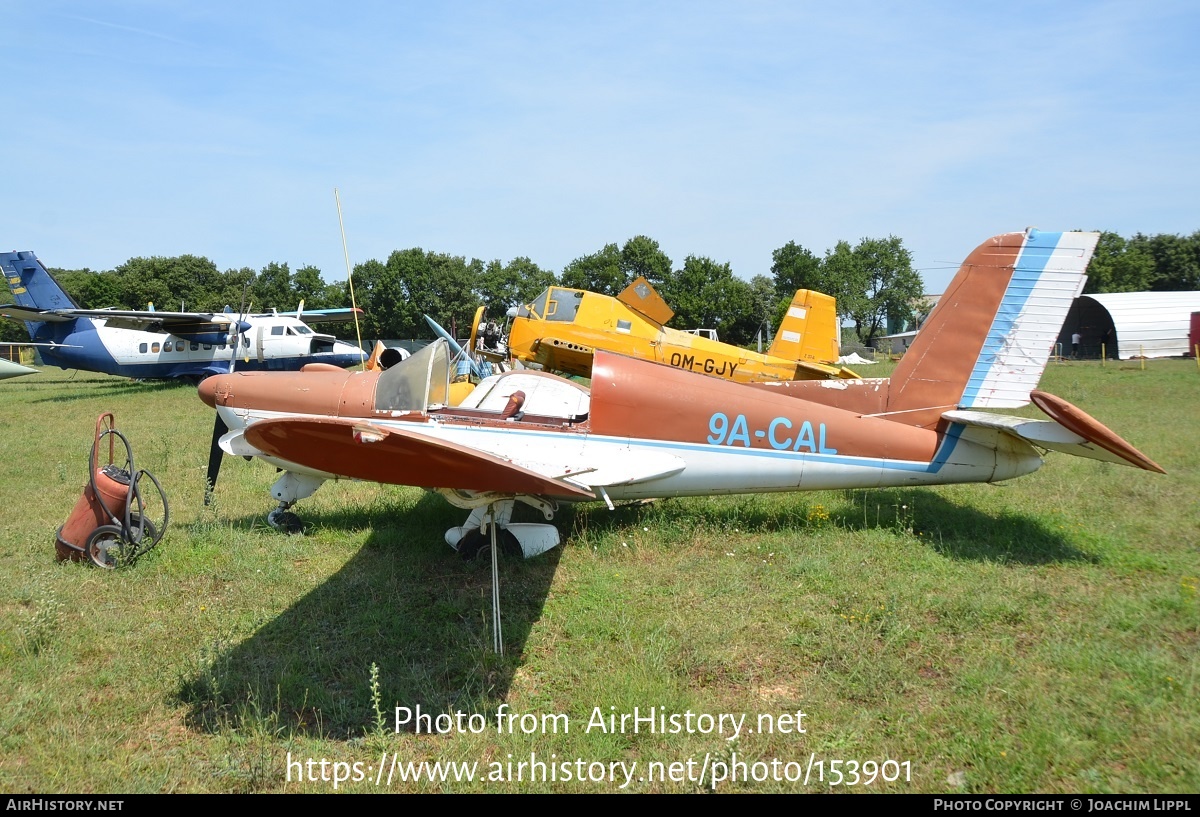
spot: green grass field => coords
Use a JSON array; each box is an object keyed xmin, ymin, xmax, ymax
[{"xmin": 1, "ymin": 358, "xmax": 1196, "ymax": 793}]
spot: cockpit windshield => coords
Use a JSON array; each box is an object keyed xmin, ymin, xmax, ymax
[
  {"xmin": 374, "ymin": 338, "xmax": 450, "ymax": 412},
  {"xmin": 516, "ymin": 287, "xmax": 583, "ymax": 322}
]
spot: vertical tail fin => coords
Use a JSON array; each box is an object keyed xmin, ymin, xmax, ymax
[
  {"xmin": 767, "ymin": 289, "xmax": 842, "ymax": 365},
  {"xmin": 1, "ymin": 251, "xmax": 79, "ymax": 311},
  {"xmin": 885, "ymin": 229, "xmax": 1097, "ymax": 427}
]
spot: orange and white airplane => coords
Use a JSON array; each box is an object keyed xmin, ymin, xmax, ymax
[
  {"xmin": 200, "ymin": 229, "xmax": 1163, "ymax": 557},
  {"xmin": 491, "ymin": 277, "xmax": 860, "ymax": 382}
]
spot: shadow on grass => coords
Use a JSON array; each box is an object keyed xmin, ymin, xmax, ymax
[
  {"xmin": 25, "ymin": 376, "xmax": 194, "ymax": 403},
  {"xmin": 555, "ymin": 486, "xmax": 1095, "ymax": 566},
  {"xmin": 832, "ymin": 488, "xmax": 1098, "ymax": 565},
  {"xmin": 175, "ymin": 484, "xmax": 1090, "ymax": 741},
  {"xmin": 176, "ymin": 492, "xmax": 561, "ymax": 741}
]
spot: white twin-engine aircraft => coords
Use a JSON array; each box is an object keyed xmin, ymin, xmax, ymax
[{"xmin": 1, "ymin": 250, "xmax": 365, "ymax": 380}]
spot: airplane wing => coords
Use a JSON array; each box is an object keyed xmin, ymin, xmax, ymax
[
  {"xmin": 0, "ymin": 305, "xmax": 75, "ymax": 323},
  {"xmin": 243, "ymin": 417, "xmax": 597, "ymax": 499},
  {"xmin": 0, "ymin": 305, "xmax": 241, "ymax": 334},
  {"xmin": 272, "ymin": 308, "xmax": 363, "ymax": 323}
]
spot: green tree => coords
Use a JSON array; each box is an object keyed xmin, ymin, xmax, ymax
[
  {"xmin": 113, "ymin": 255, "xmax": 226, "ymax": 311},
  {"xmin": 620, "ymin": 236, "xmax": 672, "ymax": 287},
  {"xmin": 50, "ymin": 267, "xmax": 120, "ymax": 309},
  {"xmin": 1084, "ymin": 232, "xmax": 1157, "ymax": 293},
  {"xmin": 770, "ymin": 239, "xmax": 837, "ymax": 329},
  {"xmin": 477, "ymin": 257, "xmax": 556, "ymax": 316},
  {"xmin": 812, "ymin": 236, "xmax": 921, "ymax": 344},
  {"xmin": 845, "ymin": 236, "xmax": 922, "ymax": 344},
  {"xmin": 1138, "ymin": 231, "xmax": 1200, "ymax": 291},
  {"xmin": 253, "ymin": 262, "xmax": 294, "ymax": 311},
  {"xmin": 293, "ymin": 265, "xmax": 331, "ymax": 309},
  {"xmin": 560, "ymin": 243, "xmax": 624, "ymax": 295},
  {"xmin": 665, "ymin": 255, "xmax": 757, "ymax": 346},
  {"xmin": 748, "ymin": 274, "xmax": 778, "ymax": 348}
]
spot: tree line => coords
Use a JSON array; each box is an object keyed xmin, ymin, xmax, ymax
[
  {"xmin": 4, "ymin": 229, "xmax": 1193, "ymax": 348},
  {"xmin": 1082, "ymin": 231, "xmax": 1200, "ymax": 294}
]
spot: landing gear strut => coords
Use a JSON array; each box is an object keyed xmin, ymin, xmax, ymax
[{"xmin": 264, "ymin": 471, "xmax": 327, "ymax": 534}]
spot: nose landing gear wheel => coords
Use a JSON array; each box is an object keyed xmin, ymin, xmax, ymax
[{"xmin": 267, "ymin": 508, "xmax": 304, "ymax": 535}]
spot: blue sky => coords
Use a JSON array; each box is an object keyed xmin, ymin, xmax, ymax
[{"xmin": 3, "ymin": 1, "xmax": 1197, "ymax": 295}]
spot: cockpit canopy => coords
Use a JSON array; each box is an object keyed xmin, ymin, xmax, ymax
[
  {"xmin": 515, "ymin": 287, "xmax": 584, "ymax": 322},
  {"xmin": 374, "ymin": 338, "xmax": 450, "ymax": 412}
]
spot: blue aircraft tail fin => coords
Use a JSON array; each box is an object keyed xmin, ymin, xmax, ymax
[{"xmin": 1, "ymin": 251, "xmax": 80, "ymax": 311}]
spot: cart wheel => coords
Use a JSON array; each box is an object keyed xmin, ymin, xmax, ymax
[
  {"xmin": 126, "ymin": 514, "xmax": 160, "ymax": 557},
  {"xmin": 85, "ymin": 525, "xmax": 128, "ymax": 569}
]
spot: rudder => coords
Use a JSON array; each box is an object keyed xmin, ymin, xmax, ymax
[
  {"xmin": 885, "ymin": 229, "xmax": 1097, "ymax": 427},
  {"xmin": 767, "ymin": 289, "xmax": 841, "ymax": 365},
  {"xmin": 2, "ymin": 251, "xmax": 79, "ymax": 311}
]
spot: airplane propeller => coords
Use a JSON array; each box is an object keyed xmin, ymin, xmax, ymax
[
  {"xmin": 204, "ymin": 413, "xmax": 228, "ymax": 506},
  {"xmin": 207, "ymin": 283, "xmax": 249, "ymax": 504}
]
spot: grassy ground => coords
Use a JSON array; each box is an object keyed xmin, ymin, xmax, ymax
[{"xmin": 0, "ymin": 358, "xmax": 1196, "ymax": 793}]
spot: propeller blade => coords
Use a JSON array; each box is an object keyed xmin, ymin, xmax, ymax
[{"xmin": 204, "ymin": 413, "xmax": 229, "ymax": 505}]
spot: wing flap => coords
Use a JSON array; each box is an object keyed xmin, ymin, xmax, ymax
[{"xmin": 244, "ymin": 417, "xmax": 596, "ymax": 499}]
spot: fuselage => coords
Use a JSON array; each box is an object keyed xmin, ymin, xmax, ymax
[{"xmin": 201, "ymin": 352, "xmax": 1046, "ymax": 504}]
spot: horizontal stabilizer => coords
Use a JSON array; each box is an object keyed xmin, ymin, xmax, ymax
[{"xmin": 943, "ymin": 390, "xmax": 1164, "ymax": 473}]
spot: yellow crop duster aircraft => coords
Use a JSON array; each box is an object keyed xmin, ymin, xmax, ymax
[{"xmin": 483, "ymin": 277, "xmax": 860, "ymax": 383}]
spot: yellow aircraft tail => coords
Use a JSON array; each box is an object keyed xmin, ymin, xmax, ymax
[{"xmin": 767, "ymin": 289, "xmax": 842, "ymax": 365}]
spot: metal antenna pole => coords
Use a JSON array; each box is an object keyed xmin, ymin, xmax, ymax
[{"xmin": 334, "ymin": 188, "xmax": 367, "ymax": 365}]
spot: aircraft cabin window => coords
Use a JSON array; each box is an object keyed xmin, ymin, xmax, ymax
[
  {"xmin": 545, "ymin": 289, "xmax": 583, "ymax": 322},
  {"xmin": 523, "ymin": 290, "xmax": 549, "ymax": 320},
  {"xmin": 271, "ymin": 326, "xmax": 285, "ymax": 336},
  {"xmin": 191, "ymin": 342, "xmax": 199, "ymax": 351},
  {"xmin": 139, "ymin": 343, "xmax": 148, "ymax": 353},
  {"xmin": 151, "ymin": 343, "xmax": 160, "ymax": 353}
]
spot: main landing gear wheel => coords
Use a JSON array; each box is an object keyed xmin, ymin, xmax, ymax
[
  {"xmin": 267, "ymin": 508, "xmax": 304, "ymax": 535},
  {"xmin": 456, "ymin": 527, "xmax": 522, "ymax": 561}
]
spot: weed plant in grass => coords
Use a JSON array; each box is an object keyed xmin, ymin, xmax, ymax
[{"xmin": 0, "ymin": 361, "xmax": 1195, "ymax": 793}]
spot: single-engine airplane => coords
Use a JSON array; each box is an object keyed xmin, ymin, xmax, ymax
[
  {"xmin": 2, "ymin": 250, "xmax": 366, "ymax": 381},
  {"xmin": 487, "ymin": 277, "xmax": 860, "ymax": 382},
  {"xmin": 200, "ymin": 229, "xmax": 1163, "ymax": 559}
]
